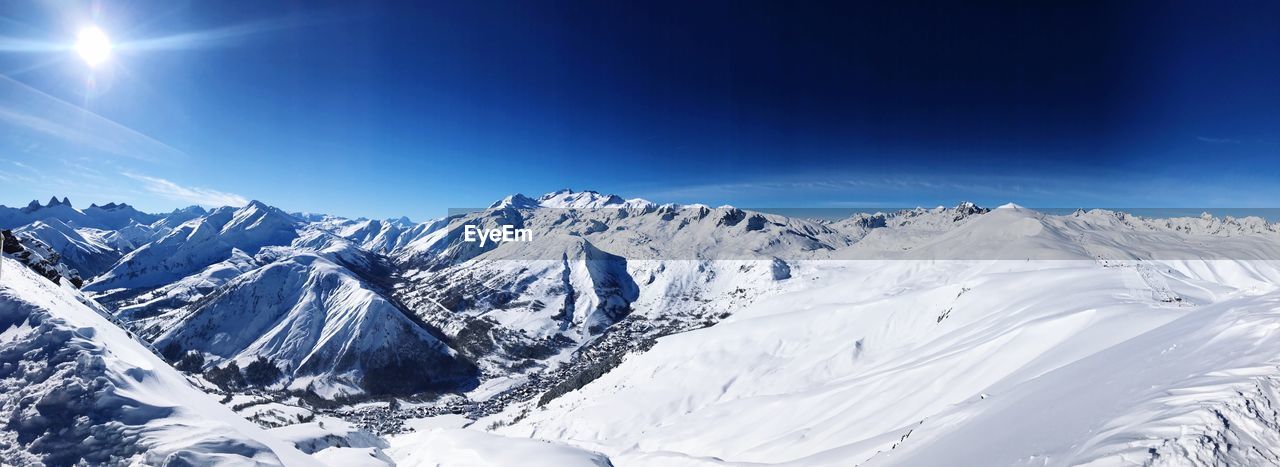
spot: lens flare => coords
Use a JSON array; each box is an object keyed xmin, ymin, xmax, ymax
[{"xmin": 75, "ymin": 26, "xmax": 111, "ymax": 67}]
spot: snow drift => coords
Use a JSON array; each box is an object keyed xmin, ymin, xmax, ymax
[{"xmin": 0, "ymin": 256, "xmax": 316, "ymax": 466}]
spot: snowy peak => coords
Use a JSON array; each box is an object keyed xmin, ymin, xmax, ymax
[
  {"xmin": 398, "ymin": 194, "xmax": 857, "ymax": 265},
  {"xmin": 492, "ymin": 189, "xmax": 643, "ymax": 209},
  {"xmin": 952, "ymin": 201, "xmax": 988, "ymax": 217},
  {"xmin": 16, "ymin": 196, "xmax": 73, "ymax": 212},
  {"xmin": 2, "ymin": 198, "xmax": 92, "ymax": 229},
  {"xmin": 325, "ymin": 217, "xmax": 448, "ymax": 255},
  {"xmin": 534, "ymin": 189, "xmax": 654, "ymax": 209},
  {"xmin": 906, "ymin": 203, "xmax": 1087, "ymax": 259},
  {"xmin": 86, "ymin": 201, "xmax": 300, "ymax": 292},
  {"xmin": 14, "ymin": 219, "xmax": 122, "ymax": 278},
  {"xmin": 489, "ymin": 194, "xmax": 540, "ymax": 209},
  {"xmin": 154, "ymin": 252, "xmax": 476, "ymax": 398},
  {"xmin": 84, "ymin": 202, "xmax": 161, "ymax": 230},
  {"xmin": 1068, "ymin": 208, "xmax": 1280, "ymax": 237},
  {"xmin": 2, "ymin": 197, "xmax": 164, "ymax": 230},
  {"xmin": 220, "ymin": 200, "xmax": 301, "ymax": 238},
  {"xmin": 837, "ymin": 203, "xmax": 1280, "ymax": 261},
  {"xmin": 829, "ymin": 202, "xmax": 990, "ymax": 240},
  {"xmin": 171, "ymin": 205, "xmax": 208, "ymax": 216},
  {"xmin": 17, "ymin": 196, "xmax": 73, "ymax": 213}
]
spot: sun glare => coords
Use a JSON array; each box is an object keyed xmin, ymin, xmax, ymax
[{"xmin": 75, "ymin": 26, "xmax": 111, "ymax": 67}]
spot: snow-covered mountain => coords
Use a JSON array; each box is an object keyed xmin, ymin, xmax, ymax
[
  {"xmin": 378, "ymin": 195, "xmax": 992, "ymax": 385},
  {"xmin": 85, "ymin": 225, "xmax": 473, "ymax": 399},
  {"xmin": 31, "ymin": 193, "xmax": 1028, "ymax": 406},
  {"xmin": 14, "ymin": 190, "xmax": 1280, "ymax": 466},
  {"xmin": 325, "ymin": 217, "xmax": 447, "ymax": 255},
  {"xmin": 481, "ymin": 204, "xmax": 1280, "ymax": 466},
  {"xmin": 86, "ymin": 200, "xmax": 301, "ymax": 294},
  {"xmin": 0, "ymin": 197, "xmax": 160, "ymax": 230},
  {"xmin": 82, "ymin": 201, "xmax": 164, "ymax": 229},
  {"xmin": 0, "ymin": 197, "xmax": 95, "ymax": 229},
  {"xmin": 13, "ymin": 219, "xmax": 124, "ymax": 278},
  {"xmin": 32, "ymin": 192, "xmax": 981, "ymax": 405},
  {"xmin": 153, "ymin": 250, "xmax": 477, "ymax": 398},
  {"xmin": 531, "ymin": 188, "xmax": 656, "ymax": 209},
  {"xmin": 0, "ymin": 255, "xmax": 316, "ymax": 466},
  {"xmin": 112, "ymin": 247, "xmax": 260, "ymax": 322}
]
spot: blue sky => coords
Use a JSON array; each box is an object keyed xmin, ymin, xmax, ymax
[{"xmin": 0, "ymin": 1, "xmax": 1278, "ymax": 220}]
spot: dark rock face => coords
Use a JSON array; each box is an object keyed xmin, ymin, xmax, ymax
[
  {"xmin": 952, "ymin": 202, "xmax": 990, "ymax": 220},
  {"xmin": 771, "ymin": 258, "xmax": 792, "ymax": 281},
  {"xmin": 717, "ymin": 208, "xmax": 747, "ymax": 227},
  {"xmin": 1, "ymin": 230, "xmax": 82, "ymax": 288}
]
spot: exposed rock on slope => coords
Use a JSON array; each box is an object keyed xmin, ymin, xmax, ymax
[{"xmin": 14, "ymin": 219, "xmax": 123, "ymax": 278}]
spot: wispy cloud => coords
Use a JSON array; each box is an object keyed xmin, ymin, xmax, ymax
[
  {"xmin": 123, "ymin": 172, "xmax": 247, "ymax": 207},
  {"xmin": 1196, "ymin": 136, "xmax": 1242, "ymax": 144},
  {"xmin": 118, "ymin": 11, "xmax": 352, "ymax": 52},
  {"xmin": 0, "ymin": 37, "xmax": 65, "ymax": 53},
  {"xmin": 0, "ymin": 75, "xmax": 187, "ymax": 162},
  {"xmin": 636, "ymin": 176, "xmax": 1040, "ymax": 203},
  {"xmin": 629, "ymin": 171, "xmax": 1160, "ymax": 208}
]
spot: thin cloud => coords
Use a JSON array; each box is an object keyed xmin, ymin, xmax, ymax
[
  {"xmin": 631, "ymin": 171, "xmax": 1155, "ymax": 208},
  {"xmin": 123, "ymin": 172, "xmax": 247, "ymax": 207},
  {"xmin": 636, "ymin": 176, "xmax": 1019, "ymax": 204},
  {"xmin": 119, "ymin": 19, "xmax": 296, "ymax": 51},
  {"xmin": 0, "ymin": 37, "xmax": 65, "ymax": 53},
  {"xmin": 0, "ymin": 75, "xmax": 186, "ymax": 162},
  {"xmin": 1196, "ymin": 136, "xmax": 1242, "ymax": 144}
]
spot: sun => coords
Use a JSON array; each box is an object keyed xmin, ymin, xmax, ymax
[{"xmin": 75, "ymin": 26, "xmax": 111, "ymax": 67}]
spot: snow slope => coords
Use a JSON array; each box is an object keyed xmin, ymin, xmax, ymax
[
  {"xmin": 113, "ymin": 248, "xmax": 260, "ymax": 322},
  {"xmin": 866, "ymin": 270, "xmax": 1280, "ymax": 466},
  {"xmin": 388, "ymin": 425, "xmax": 613, "ymax": 467},
  {"xmin": 270, "ymin": 416, "xmax": 393, "ymax": 466},
  {"xmin": 0, "ymin": 256, "xmax": 317, "ymax": 466},
  {"xmin": 488, "ymin": 206, "xmax": 1280, "ymax": 467}
]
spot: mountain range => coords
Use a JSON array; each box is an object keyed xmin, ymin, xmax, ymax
[{"xmin": 5, "ymin": 190, "xmax": 1280, "ymax": 465}]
